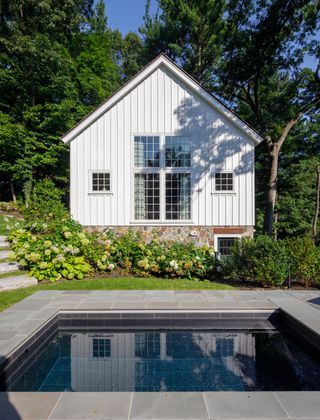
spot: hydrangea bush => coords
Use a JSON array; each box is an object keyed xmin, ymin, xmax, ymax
[
  {"xmin": 6, "ymin": 179, "xmax": 320, "ymax": 286},
  {"xmin": 7, "ymin": 180, "xmax": 216, "ymax": 282},
  {"xmin": 8, "ymin": 228, "xmax": 216, "ymax": 282}
]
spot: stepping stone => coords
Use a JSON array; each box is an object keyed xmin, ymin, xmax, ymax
[
  {"xmin": 0, "ymin": 274, "xmax": 37, "ymax": 291},
  {"xmin": 0, "ymin": 250, "xmax": 11, "ymax": 260},
  {"xmin": 0, "ymin": 261, "xmax": 19, "ymax": 274},
  {"xmin": 0, "ymin": 236, "xmax": 9, "ymax": 249}
]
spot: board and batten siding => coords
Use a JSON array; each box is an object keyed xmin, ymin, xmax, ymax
[{"xmin": 70, "ymin": 65, "xmax": 255, "ymax": 227}]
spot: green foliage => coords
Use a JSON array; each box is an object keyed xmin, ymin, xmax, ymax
[
  {"xmin": 142, "ymin": 0, "xmax": 320, "ymax": 237},
  {"xmin": 276, "ymin": 116, "xmax": 320, "ymax": 239},
  {"xmin": 229, "ymin": 235, "xmax": 320, "ymax": 287},
  {"xmin": 141, "ymin": 0, "xmax": 227, "ymax": 87},
  {"xmin": 229, "ymin": 236, "xmax": 289, "ymax": 286},
  {"xmin": 0, "ymin": 0, "xmax": 123, "ymax": 201},
  {"xmin": 0, "ymin": 215, "xmax": 24, "ymax": 236},
  {"xmin": 23, "ymin": 179, "xmax": 74, "ymax": 235},
  {"xmin": 105, "ymin": 230, "xmax": 215, "ymax": 279},
  {"xmin": 0, "ymin": 201, "xmax": 22, "ymax": 212},
  {"xmin": 286, "ymin": 236, "xmax": 320, "ymax": 286}
]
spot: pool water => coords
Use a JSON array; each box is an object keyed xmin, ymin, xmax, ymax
[{"xmin": 10, "ymin": 328, "xmax": 320, "ymax": 392}]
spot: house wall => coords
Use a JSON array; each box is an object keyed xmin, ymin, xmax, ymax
[
  {"xmin": 70, "ymin": 64, "xmax": 256, "ymax": 228},
  {"xmin": 85, "ymin": 225, "xmax": 254, "ymax": 247}
]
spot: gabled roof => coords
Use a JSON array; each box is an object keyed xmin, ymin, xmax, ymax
[{"xmin": 61, "ymin": 53, "xmax": 264, "ymax": 145}]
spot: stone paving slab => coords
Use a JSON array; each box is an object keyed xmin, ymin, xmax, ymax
[
  {"xmin": 0, "ymin": 241, "xmax": 9, "ymax": 249},
  {"xmin": 0, "ymin": 250, "xmax": 11, "ymax": 260},
  {"xmin": 130, "ymin": 392, "xmax": 209, "ymax": 419},
  {"xmin": 0, "ymin": 261, "xmax": 19, "ymax": 274},
  {"xmin": 275, "ymin": 391, "xmax": 320, "ymax": 419},
  {"xmin": 0, "ymin": 392, "xmax": 61, "ymax": 420},
  {"xmin": 204, "ymin": 392, "xmax": 289, "ymax": 419},
  {"xmin": 1, "ymin": 391, "xmax": 320, "ymax": 419},
  {"xmin": 48, "ymin": 392, "xmax": 131, "ymax": 419},
  {"xmin": 0, "ymin": 274, "xmax": 37, "ymax": 291}
]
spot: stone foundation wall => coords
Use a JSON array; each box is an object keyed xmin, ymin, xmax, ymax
[{"xmin": 85, "ymin": 225, "xmax": 254, "ymax": 247}]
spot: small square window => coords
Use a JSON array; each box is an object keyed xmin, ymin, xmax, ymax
[
  {"xmin": 215, "ymin": 173, "xmax": 234, "ymax": 191},
  {"xmin": 217, "ymin": 237, "xmax": 236, "ymax": 256},
  {"xmin": 91, "ymin": 172, "xmax": 111, "ymax": 192}
]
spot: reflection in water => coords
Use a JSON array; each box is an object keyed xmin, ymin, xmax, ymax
[{"xmin": 11, "ymin": 330, "xmax": 320, "ymax": 392}]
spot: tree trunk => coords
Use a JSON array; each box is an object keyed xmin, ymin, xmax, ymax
[
  {"xmin": 9, "ymin": 179, "xmax": 17, "ymax": 203},
  {"xmin": 312, "ymin": 164, "xmax": 320, "ymax": 240},
  {"xmin": 264, "ymin": 144, "xmax": 279, "ymax": 236}
]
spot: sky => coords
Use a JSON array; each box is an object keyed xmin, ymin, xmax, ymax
[{"xmin": 105, "ymin": 0, "xmax": 157, "ymax": 34}]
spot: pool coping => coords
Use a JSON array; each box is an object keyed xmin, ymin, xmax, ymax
[{"xmin": 0, "ymin": 289, "xmax": 319, "ymax": 419}]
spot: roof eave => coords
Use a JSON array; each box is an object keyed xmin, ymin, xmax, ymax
[{"xmin": 61, "ymin": 54, "xmax": 264, "ymax": 145}]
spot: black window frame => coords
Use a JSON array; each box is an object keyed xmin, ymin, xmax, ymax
[{"xmin": 214, "ymin": 172, "xmax": 234, "ymax": 192}]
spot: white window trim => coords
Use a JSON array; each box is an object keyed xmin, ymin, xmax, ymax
[
  {"xmin": 214, "ymin": 234, "xmax": 243, "ymax": 253},
  {"xmin": 88, "ymin": 170, "xmax": 113, "ymax": 194},
  {"xmin": 131, "ymin": 133, "xmax": 193, "ymax": 223},
  {"xmin": 211, "ymin": 171, "xmax": 236, "ymax": 194}
]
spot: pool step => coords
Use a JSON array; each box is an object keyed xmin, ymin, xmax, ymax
[{"xmin": 0, "ymin": 274, "xmax": 37, "ymax": 291}]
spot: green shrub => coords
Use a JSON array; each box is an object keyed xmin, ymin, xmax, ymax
[
  {"xmin": 8, "ymin": 227, "xmax": 113, "ymax": 282},
  {"xmin": 286, "ymin": 236, "xmax": 320, "ymax": 286},
  {"xmin": 23, "ymin": 179, "xmax": 77, "ymax": 236},
  {"xmin": 228, "ymin": 237, "xmax": 256, "ymax": 281},
  {"xmin": 252, "ymin": 236, "xmax": 289, "ymax": 286},
  {"xmin": 9, "ymin": 227, "xmax": 215, "ymax": 282},
  {"xmin": 0, "ymin": 201, "xmax": 22, "ymax": 212},
  {"xmin": 103, "ymin": 230, "xmax": 215, "ymax": 279},
  {"xmin": 230, "ymin": 235, "xmax": 289, "ymax": 286}
]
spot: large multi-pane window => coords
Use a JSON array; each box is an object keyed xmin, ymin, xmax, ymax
[
  {"xmin": 134, "ymin": 173, "xmax": 160, "ymax": 220},
  {"xmin": 165, "ymin": 173, "xmax": 191, "ymax": 220},
  {"xmin": 165, "ymin": 136, "xmax": 191, "ymax": 167},
  {"xmin": 134, "ymin": 136, "xmax": 160, "ymax": 167},
  {"xmin": 133, "ymin": 135, "xmax": 191, "ymax": 221}
]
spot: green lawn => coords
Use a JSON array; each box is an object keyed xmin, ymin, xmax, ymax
[{"xmin": 0, "ymin": 276, "xmax": 234, "ymax": 312}]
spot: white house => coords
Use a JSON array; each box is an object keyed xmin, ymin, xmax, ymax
[{"xmin": 62, "ymin": 54, "xmax": 263, "ymax": 254}]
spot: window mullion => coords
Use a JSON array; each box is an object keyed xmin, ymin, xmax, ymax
[{"xmin": 160, "ymin": 134, "xmax": 165, "ymax": 222}]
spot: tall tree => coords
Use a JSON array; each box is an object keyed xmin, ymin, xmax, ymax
[
  {"xmin": 0, "ymin": 0, "xmax": 122, "ymax": 200},
  {"xmin": 219, "ymin": 0, "xmax": 320, "ymax": 235},
  {"xmin": 141, "ymin": 0, "xmax": 320, "ymax": 236},
  {"xmin": 141, "ymin": 0, "xmax": 227, "ymax": 87}
]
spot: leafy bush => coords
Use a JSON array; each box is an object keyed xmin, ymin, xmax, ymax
[
  {"xmin": 286, "ymin": 236, "xmax": 320, "ymax": 286},
  {"xmin": 8, "ymin": 227, "xmax": 111, "ymax": 282},
  {"xmin": 23, "ymin": 179, "xmax": 79, "ymax": 237},
  {"xmin": 0, "ymin": 215, "xmax": 24, "ymax": 234},
  {"xmin": 7, "ymin": 185, "xmax": 319, "ymax": 287},
  {"xmin": 8, "ymin": 225, "xmax": 216, "ymax": 282},
  {"xmin": 0, "ymin": 201, "xmax": 22, "ymax": 212},
  {"xmin": 103, "ymin": 230, "xmax": 215, "ymax": 279},
  {"xmin": 229, "ymin": 235, "xmax": 289, "ymax": 286}
]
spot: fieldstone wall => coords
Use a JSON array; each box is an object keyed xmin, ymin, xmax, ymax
[{"xmin": 85, "ymin": 225, "xmax": 254, "ymax": 247}]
